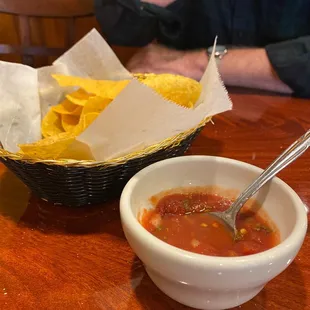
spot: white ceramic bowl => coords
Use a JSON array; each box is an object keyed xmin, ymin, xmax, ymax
[{"xmin": 120, "ymin": 156, "xmax": 307, "ymax": 310}]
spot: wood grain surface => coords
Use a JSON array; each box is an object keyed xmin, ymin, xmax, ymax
[
  {"xmin": 0, "ymin": 92, "xmax": 309, "ymax": 310},
  {"xmin": 0, "ymin": 11, "xmax": 138, "ymax": 67},
  {"xmin": 0, "ymin": 0, "xmax": 94, "ymax": 17}
]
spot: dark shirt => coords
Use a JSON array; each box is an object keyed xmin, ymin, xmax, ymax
[{"xmin": 95, "ymin": 0, "xmax": 310, "ymax": 98}]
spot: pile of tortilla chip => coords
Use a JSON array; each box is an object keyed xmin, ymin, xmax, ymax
[{"xmin": 18, "ymin": 73, "xmax": 202, "ymax": 161}]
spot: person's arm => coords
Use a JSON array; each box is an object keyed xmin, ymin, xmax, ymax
[
  {"xmin": 220, "ymin": 37, "xmax": 310, "ymax": 97},
  {"xmin": 221, "ymin": 36, "xmax": 310, "ymax": 97},
  {"xmin": 128, "ymin": 38, "xmax": 310, "ymax": 98},
  {"xmin": 219, "ymin": 48, "xmax": 293, "ymax": 94},
  {"xmin": 265, "ymin": 37, "xmax": 310, "ymax": 98},
  {"xmin": 127, "ymin": 45, "xmax": 292, "ymax": 92},
  {"xmin": 127, "ymin": 44, "xmax": 208, "ymax": 80}
]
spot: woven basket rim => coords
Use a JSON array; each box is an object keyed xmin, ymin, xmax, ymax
[{"xmin": 0, "ymin": 118, "xmax": 210, "ymax": 168}]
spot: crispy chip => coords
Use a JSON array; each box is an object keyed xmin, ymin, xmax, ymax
[
  {"xmin": 66, "ymin": 88, "xmax": 92, "ymax": 106},
  {"xmin": 52, "ymin": 74, "xmax": 129, "ymax": 99},
  {"xmin": 29, "ymin": 73, "xmax": 201, "ymax": 161},
  {"xmin": 19, "ymin": 132, "xmax": 75, "ymax": 160},
  {"xmin": 61, "ymin": 96, "xmax": 111, "ymax": 135},
  {"xmin": 53, "ymin": 73, "xmax": 201, "ymax": 108},
  {"xmin": 140, "ymin": 73, "xmax": 201, "ymax": 108},
  {"xmin": 58, "ymin": 140, "xmax": 95, "ymax": 160},
  {"xmin": 41, "ymin": 110, "xmax": 64, "ymax": 138},
  {"xmin": 81, "ymin": 96, "xmax": 111, "ymax": 117},
  {"xmin": 61, "ymin": 114, "xmax": 80, "ymax": 132},
  {"xmin": 52, "ymin": 99, "xmax": 83, "ymax": 116},
  {"xmin": 74, "ymin": 112, "xmax": 100, "ymax": 135}
]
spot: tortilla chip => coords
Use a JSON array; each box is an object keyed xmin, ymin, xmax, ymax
[
  {"xmin": 32, "ymin": 73, "xmax": 201, "ymax": 161},
  {"xmin": 41, "ymin": 110, "xmax": 64, "ymax": 138},
  {"xmin": 74, "ymin": 112, "xmax": 100, "ymax": 135},
  {"xmin": 81, "ymin": 96, "xmax": 111, "ymax": 117},
  {"xmin": 140, "ymin": 73, "xmax": 202, "ymax": 108},
  {"xmin": 66, "ymin": 88, "xmax": 93, "ymax": 106},
  {"xmin": 61, "ymin": 114, "xmax": 80, "ymax": 132},
  {"xmin": 52, "ymin": 74, "xmax": 130, "ymax": 99},
  {"xmin": 19, "ymin": 132, "xmax": 75, "ymax": 160},
  {"xmin": 58, "ymin": 140, "xmax": 95, "ymax": 160},
  {"xmin": 52, "ymin": 99, "xmax": 83, "ymax": 116},
  {"xmin": 53, "ymin": 73, "xmax": 200, "ymax": 108}
]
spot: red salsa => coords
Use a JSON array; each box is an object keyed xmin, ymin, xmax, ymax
[{"xmin": 141, "ymin": 191, "xmax": 279, "ymax": 257}]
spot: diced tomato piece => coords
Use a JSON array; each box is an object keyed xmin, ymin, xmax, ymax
[
  {"xmin": 234, "ymin": 241, "xmax": 262, "ymax": 255},
  {"xmin": 198, "ymin": 244, "xmax": 219, "ymax": 256}
]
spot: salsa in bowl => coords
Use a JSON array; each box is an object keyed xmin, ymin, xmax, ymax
[
  {"xmin": 120, "ymin": 156, "xmax": 307, "ymax": 310},
  {"xmin": 141, "ymin": 188, "xmax": 280, "ymax": 257}
]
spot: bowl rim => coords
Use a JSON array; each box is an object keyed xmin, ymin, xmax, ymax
[{"xmin": 120, "ymin": 155, "xmax": 308, "ymax": 269}]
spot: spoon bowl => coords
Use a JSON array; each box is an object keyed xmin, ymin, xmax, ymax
[{"xmin": 210, "ymin": 129, "xmax": 310, "ymax": 237}]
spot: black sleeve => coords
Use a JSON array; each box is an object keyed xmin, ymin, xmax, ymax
[
  {"xmin": 265, "ymin": 36, "xmax": 310, "ymax": 98},
  {"xmin": 94, "ymin": 0, "xmax": 187, "ymax": 47}
]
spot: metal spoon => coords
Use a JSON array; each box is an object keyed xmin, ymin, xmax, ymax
[{"xmin": 210, "ymin": 129, "xmax": 310, "ymax": 237}]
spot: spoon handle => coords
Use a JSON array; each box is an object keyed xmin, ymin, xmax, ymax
[{"xmin": 228, "ymin": 129, "xmax": 310, "ymax": 215}]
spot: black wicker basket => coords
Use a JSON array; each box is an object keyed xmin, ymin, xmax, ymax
[{"xmin": 0, "ymin": 125, "xmax": 204, "ymax": 207}]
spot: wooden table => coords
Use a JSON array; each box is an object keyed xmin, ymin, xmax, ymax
[{"xmin": 0, "ymin": 92, "xmax": 309, "ymax": 310}]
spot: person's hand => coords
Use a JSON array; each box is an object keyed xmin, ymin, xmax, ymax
[{"xmin": 126, "ymin": 44, "xmax": 208, "ymax": 81}]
